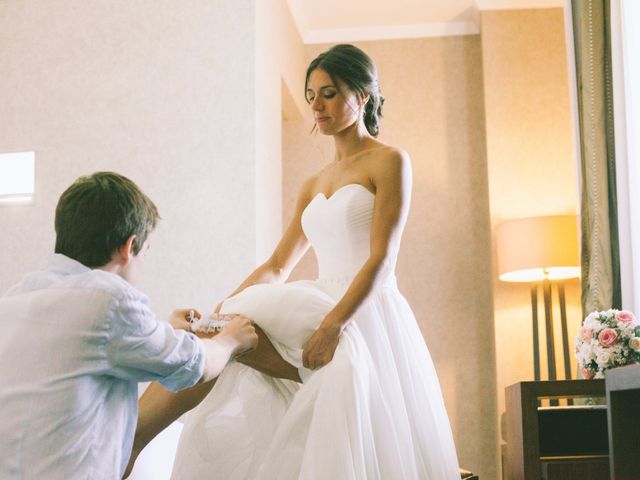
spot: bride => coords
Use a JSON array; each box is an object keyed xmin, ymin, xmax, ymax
[{"xmin": 129, "ymin": 44, "xmax": 460, "ymax": 480}]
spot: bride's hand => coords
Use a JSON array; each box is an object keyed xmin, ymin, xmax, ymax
[{"xmin": 302, "ymin": 323, "xmax": 341, "ymax": 370}]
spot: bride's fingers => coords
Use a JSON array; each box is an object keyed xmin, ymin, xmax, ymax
[
  {"xmin": 316, "ymin": 353, "xmax": 328, "ymax": 369},
  {"xmin": 303, "ymin": 349, "xmax": 318, "ymax": 369},
  {"xmin": 307, "ymin": 351, "xmax": 324, "ymax": 370},
  {"xmin": 302, "ymin": 340, "xmax": 312, "ymax": 368}
]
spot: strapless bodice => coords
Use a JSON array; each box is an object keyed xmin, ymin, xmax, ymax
[{"xmin": 301, "ymin": 183, "xmax": 375, "ymax": 280}]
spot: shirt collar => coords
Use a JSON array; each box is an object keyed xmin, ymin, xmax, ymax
[{"xmin": 44, "ymin": 253, "xmax": 91, "ymax": 276}]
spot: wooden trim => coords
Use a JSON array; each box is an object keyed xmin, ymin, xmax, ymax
[{"xmin": 505, "ymin": 380, "xmax": 605, "ymax": 479}]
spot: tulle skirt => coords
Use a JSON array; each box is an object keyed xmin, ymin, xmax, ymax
[{"xmin": 171, "ymin": 276, "xmax": 460, "ymax": 479}]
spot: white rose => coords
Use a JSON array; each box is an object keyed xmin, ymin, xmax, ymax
[
  {"xmin": 584, "ymin": 317, "xmax": 602, "ymax": 330},
  {"xmin": 579, "ymin": 344, "xmax": 595, "ymax": 362},
  {"xmin": 596, "ymin": 350, "xmax": 611, "ymax": 365},
  {"xmin": 576, "ymin": 352, "xmax": 586, "ymax": 366},
  {"xmin": 585, "ymin": 311, "xmax": 599, "ymax": 323},
  {"xmin": 621, "ymin": 325, "xmax": 635, "ymax": 336},
  {"xmin": 629, "ymin": 337, "xmax": 640, "ymax": 352}
]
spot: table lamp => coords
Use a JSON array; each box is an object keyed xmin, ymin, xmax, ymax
[{"xmin": 496, "ymin": 215, "xmax": 580, "ymax": 381}]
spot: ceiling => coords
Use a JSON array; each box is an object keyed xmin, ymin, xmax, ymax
[{"xmin": 287, "ymin": 0, "xmax": 565, "ymax": 43}]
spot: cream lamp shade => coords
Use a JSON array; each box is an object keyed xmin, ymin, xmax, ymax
[{"xmin": 496, "ymin": 215, "xmax": 580, "ymax": 282}]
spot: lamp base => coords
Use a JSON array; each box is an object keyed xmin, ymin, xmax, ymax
[{"xmin": 530, "ymin": 280, "xmax": 573, "ymax": 388}]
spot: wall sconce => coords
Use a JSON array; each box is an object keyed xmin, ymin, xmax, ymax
[
  {"xmin": 496, "ymin": 215, "xmax": 580, "ymax": 382},
  {"xmin": 0, "ymin": 152, "xmax": 35, "ymax": 205}
]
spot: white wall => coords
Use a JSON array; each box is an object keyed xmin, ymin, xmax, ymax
[
  {"xmin": 254, "ymin": 0, "xmax": 306, "ymax": 262},
  {"xmin": 0, "ymin": 0, "xmax": 263, "ymax": 317}
]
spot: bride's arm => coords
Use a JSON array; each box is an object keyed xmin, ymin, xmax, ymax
[
  {"xmin": 302, "ymin": 149, "xmax": 412, "ymax": 370},
  {"xmin": 224, "ymin": 179, "xmax": 320, "ymax": 380},
  {"xmin": 216, "ymin": 177, "xmax": 317, "ymax": 308}
]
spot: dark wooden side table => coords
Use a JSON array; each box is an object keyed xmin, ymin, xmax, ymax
[
  {"xmin": 605, "ymin": 364, "xmax": 640, "ymax": 480},
  {"xmin": 505, "ymin": 380, "xmax": 607, "ymax": 480}
]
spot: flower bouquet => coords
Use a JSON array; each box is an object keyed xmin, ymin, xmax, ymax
[{"xmin": 575, "ymin": 309, "xmax": 640, "ymax": 379}]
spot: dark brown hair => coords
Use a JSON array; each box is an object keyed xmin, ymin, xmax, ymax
[
  {"xmin": 305, "ymin": 44, "xmax": 384, "ymax": 136},
  {"xmin": 55, "ymin": 172, "xmax": 159, "ymax": 268}
]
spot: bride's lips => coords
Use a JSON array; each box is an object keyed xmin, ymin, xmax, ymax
[{"xmin": 315, "ymin": 116, "xmax": 330, "ymax": 124}]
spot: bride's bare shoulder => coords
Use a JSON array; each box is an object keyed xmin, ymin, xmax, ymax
[
  {"xmin": 298, "ymin": 173, "xmax": 322, "ymax": 202},
  {"xmin": 369, "ymin": 145, "xmax": 411, "ymax": 171}
]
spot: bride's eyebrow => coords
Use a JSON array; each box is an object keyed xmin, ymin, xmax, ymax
[{"xmin": 307, "ymin": 85, "xmax": 336, "ymax": 93}]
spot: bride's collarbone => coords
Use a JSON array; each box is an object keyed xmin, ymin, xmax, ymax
[
  {"xmin": 316, "ymin": 168, "xmax": 375, "ymax": 198},
  {"xmin": 316, "ymin": 147, "xmax": 394, "ymax": 193}
]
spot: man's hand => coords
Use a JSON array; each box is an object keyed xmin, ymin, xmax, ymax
[
  {"xmin": 216, "ymin": 315, "xmax": 258, "ymax": 356},
  {"xmin": 198, "ymin": 315, "xmax": 258, "ymax": 383},
  {"xmin": 168, "ymin": 308, "xmax": 200, "ymax": 331}
]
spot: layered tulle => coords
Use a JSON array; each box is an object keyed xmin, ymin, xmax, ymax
[{"xmin": 171, "ymin": 276, "xmax": 460, "ymax": 479}]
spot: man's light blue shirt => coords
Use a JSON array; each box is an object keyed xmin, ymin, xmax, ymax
[{"xmin": 0, "ymin": 254, "xmax": 205, "ymax": 479}]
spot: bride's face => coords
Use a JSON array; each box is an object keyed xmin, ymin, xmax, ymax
[{"xmin": 306, "ymin": 68, "xmax": 363, "ymax": 135}]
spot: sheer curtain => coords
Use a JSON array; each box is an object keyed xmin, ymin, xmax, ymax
[{"xmin": 610, "ymin": 0, "xmax": 640, "ymax": 314}]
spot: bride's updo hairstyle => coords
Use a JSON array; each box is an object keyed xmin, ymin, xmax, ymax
[{"xmin": 305, "ymin": 44, "xmax": 384, "ymax": 137}]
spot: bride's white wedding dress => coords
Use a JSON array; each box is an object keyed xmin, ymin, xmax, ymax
[{"xmin": 171, "ymin": 183, "xmax": 460, "ymax": 479}]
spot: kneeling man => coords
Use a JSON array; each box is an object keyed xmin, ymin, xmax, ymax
[{"xmin": 0, "ymin": 172, "xmax": 257, "ymax": 479}]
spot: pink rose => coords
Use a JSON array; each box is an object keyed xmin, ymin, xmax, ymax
[
  {"xmin": 616, "ymin": 310, "xmax": 636, "ymax": 324},
  {"xmin": 582, "ymin": 368, "xmax": 594, "ymax": 379},
  {"xmin": 580, "ymin": 327, "xmax": 593, "ymax": 342},
  {"xmin": 598, "ymin": 328, "xmax": 619, "ymax": 347}
]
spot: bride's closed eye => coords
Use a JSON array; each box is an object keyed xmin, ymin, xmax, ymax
[{"xmin": 306, "ymin": 89, "xmax": 337, "ymax": 103}]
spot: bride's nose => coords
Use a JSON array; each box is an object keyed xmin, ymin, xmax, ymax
[{"xmin": 311, "ymin": 96, "xmax": 323, "ymax": 111}]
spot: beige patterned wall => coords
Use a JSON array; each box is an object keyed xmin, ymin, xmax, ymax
[
  {"xmin": 283, "ymin": 37, "xmax": 499, "ymax": 480},
  {"xmin": 480, "ymin": 9, "xmax": 581, "ymax": 467}
]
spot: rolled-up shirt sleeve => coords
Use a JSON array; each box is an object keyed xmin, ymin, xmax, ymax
[{"xmin": 104, "ymin": 287, "xmax": 205, "ymax": 392}]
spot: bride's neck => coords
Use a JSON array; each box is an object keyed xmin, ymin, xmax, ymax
[{"xmin": 332, "ymin": 122, "xmax": 372, "ymax": 161}]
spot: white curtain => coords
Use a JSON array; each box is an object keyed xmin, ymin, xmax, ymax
[{"xmin": 611, "ymin": 0, "xmax": 640, "ymax": 313}]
